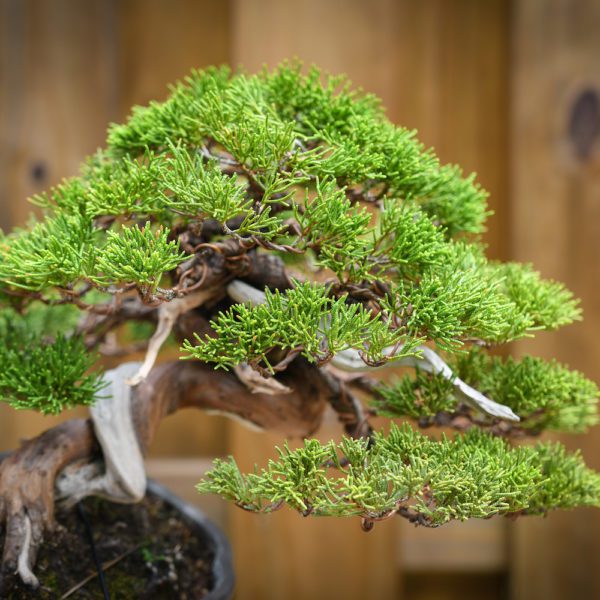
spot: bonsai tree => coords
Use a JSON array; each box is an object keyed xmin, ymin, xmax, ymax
[{"xmin": 1, "ymin": 61, "xmax": 599, "ymax": 588}]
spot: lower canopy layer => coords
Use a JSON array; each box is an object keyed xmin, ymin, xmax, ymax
[{"xmin": 198, "ymin": 423, "xmax": 600, "ymax": 527}]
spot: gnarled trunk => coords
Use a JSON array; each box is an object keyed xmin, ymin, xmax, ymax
[{"xmin": 0, "ymin": 356, "xmax": 352, "ymax": 590}]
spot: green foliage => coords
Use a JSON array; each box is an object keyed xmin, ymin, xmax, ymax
[
  {"xmin": 372, "ymin": 369, "xmax": 457, "ymax": 421},
  {"xmin": 182, "ymin": 281, "xmax": 410, "ymax": 370},
  {"xmin": 413, "ymin": 166, "xmax": 489, "ymax": 238},
  {"xmin": 0, "ymin": 301, "xmax": 81, "ymax": 338},
  {"xmin": 196, "ymin": 77, "xmax": 298, "ymax": 173},
  {"xmin": 294, "ymin": 179, "xmax": 372, "ymax": 280},
  {"xmin": 91, "ymin": 222, "xmax": 185, "ymax": 290},
  {"xmin": 372, "ymin": 348, "xmax": 599, "ymax": 433},
  {"xmin": 0, "ymin": 61, "xmax": 597, "ymax": 520},
  {"xmin": 0, "ymin": 62, "xmax": 580, "ymax": 345},
  {"xmin": 0, "ymin": 307, "xmax": 103, "ymax": 414},
  {"xmin": 0, "ymin": 213, "xmax": 96, "ymax": 291},
  {"xmin": 33, "ymin": 150, "xmax": 165, "ymax": 218},
  {"xmin": 528, "ymin": 443, "xmax": 600, "ymax": 512},
  {"xmin": 107, "ymin": 66, "xmax": 232, "ymax": 152},
  {"xmin": 106, "ymin": 61, "xmax": 488, "ymax": 236},
  {"xmin": 371, "ymin": 200, "xmax": 446, "ymax": 276},
  {"xmin": 454, "ymin": 349, "xmax": 599, "ymax": 432},
  {"xmin": 198, "ymin": 423, "xmax": 600, "ymax": 523},
  {"xmin": 262, "ymin": 62, "xmax": 382, "ymax": 137},
  {"xmin": 161, "ymin": 144, "xmax": 283, "ymax": 238},
  {"xmin": 384, "ymin": 244, "xmax": 521, "ymax": 350},
  {"xmin": 491, "ymin": 262, "xmax": 581, "ymax": 331}
]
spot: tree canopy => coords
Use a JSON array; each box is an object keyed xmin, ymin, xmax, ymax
[{"xmin": 1, "ymin": 61, "xmax": 598, "ymax": 526}]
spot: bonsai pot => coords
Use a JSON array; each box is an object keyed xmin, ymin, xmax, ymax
[
  {"xmin": 0, "ymin": 452, "xmax": 235, "ymax": 599},
  {"xmin": 147, "ymin": 479, "xmax": 235, "ymax": 600}
]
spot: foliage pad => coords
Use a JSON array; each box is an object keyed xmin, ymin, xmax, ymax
[
  {"xmin": 0, "ymin": 60, "xmax": 597, "ymax": 525},
  {"xmin": 198, "ymin": 424, "xmax": 600, "ymax": 524}
]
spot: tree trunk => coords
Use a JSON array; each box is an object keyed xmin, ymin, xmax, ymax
[{"xmin": 0, "ymin": 356, "xmax": 337, "ymax": 590}]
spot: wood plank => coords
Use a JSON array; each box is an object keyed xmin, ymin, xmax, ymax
[
  {"xmin": 116, "ymin": 0, "xmax": 231, "ymax": 112},
  {"xmin": 404, "ymin": 573, "xmax": 507, "ymax": 600},
  {"xmin": 115, "ymin": 0, "xmax": 232, "ymax": 458},
  {"xmin": 231, "ymin": 4, "xmax": 402, "ymax": 596},
  {"xmin": 230, "ymin": 1, "xmax": 510, "ymax": 597},
  {"xmin": 0, "ymin": 0, "xmax": 118, "ymax": 225},
  {"xmin": 509, "ymin": 1, "xmax": 600, "ymax": 598},
  {"xmin": 0, "ymin": 0, "xmax": 232, "ymax": 456},
  {"xmin": 228, "ymin": 411, "xmax": 399, "ymax": 600},
  {"xmin": 380, "ymin": 0, "xmax": 511, "ymax": 261},
  {"xmin": 0, "ymin": 0, "xmax": 118, "ymax": 450},
  {"xmin": 232, "ymin": 0, "xmax": 510, "ymax": 259},
  {"xmin": 399, "ymin": 519, "xmax": 506, "ymax": 573},
  {"xmin": 146, "ymin": 458, "xmax": 227, "ymax": 527}
]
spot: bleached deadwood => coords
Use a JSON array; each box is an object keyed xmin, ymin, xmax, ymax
[
  {"xmin": 233, "ymin": 362, "xmax": 292, "ymax": 395},
  {"xmin": 0, "ymin": 355, "xmax": 338, "ymax": 590},
  {"xmin": 16, "ymin": 517, "xmax": 37, "ymax": 588},
  {"xmin": 89, "ymin": 362, "xmax": 147, "ymax": 502},
  {"xmin": 334, "ymin": 347, "xmax": 520, "ymax": 422},
  {"xmin": 227, "ymin": 279, "xmax": 267, "ymax": 306},
  {"xmin": 127, "ymin": 288, "xmax": 218, "ymax": 386},
  {"xmin": 226, "ymin": 279, "xmax": 520, "ymax": 423},
  {"xmin": 54, "ymin": 362, "xmax": 147, "ymax": 508}
]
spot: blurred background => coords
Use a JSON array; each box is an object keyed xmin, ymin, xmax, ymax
[{"xmin": 1, "ymin": 0, "xmax": 599, "ymax": 598}]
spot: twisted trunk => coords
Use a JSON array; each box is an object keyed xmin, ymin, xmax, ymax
[{"xmin": 0, "ymin": 357, "xmax": 337, "ymax": 591}]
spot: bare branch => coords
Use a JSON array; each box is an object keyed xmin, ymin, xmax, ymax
[{"xmin": 127, "ymin": 288, "xmax": 219, "ymax": 386}]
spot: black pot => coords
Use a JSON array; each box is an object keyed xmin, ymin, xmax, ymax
[
  {"xmin": 147, "ymin": 479, "xmax": 235, "ymax": 600},
  {"xmin": 0, "ymin": 452, "xmax": 235, "ymax": 599}
]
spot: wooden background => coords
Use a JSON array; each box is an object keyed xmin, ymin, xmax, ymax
[{"xmin": 1, "ymin": 1, "xmax": 599, "ymax": 598}]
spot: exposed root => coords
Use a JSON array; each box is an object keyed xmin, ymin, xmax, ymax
[
  {"xmin": 16, "ymin": 516, "xmax": 37, "ymax": 588},
  {"xmin": 0, "ymin": 419, "xmax": 96, "ymax": 593},
  {"xmin": 0, "ymin": 357, "xmax": 333, "ymax": 588}
]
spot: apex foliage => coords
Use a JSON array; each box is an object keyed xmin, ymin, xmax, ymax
[{"xmin": 0, "ymin": 60, "xmax": 598, "ymax": 524}]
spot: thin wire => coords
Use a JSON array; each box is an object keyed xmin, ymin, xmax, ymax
[{"xmin": 77, "ymin": 502, "xmax": 110, "ymax": 600}]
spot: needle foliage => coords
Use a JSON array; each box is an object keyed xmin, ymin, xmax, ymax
[
  {"xmin": 198, "ymin": 424, "xmax": 600, "ymax": 524},
  {"xmin": 0, "ymin": 60, "xmax": 598, "ymax": 524}
]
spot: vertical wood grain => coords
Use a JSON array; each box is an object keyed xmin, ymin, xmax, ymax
[
  {"xmin": 379, "ymin": 0, "xmax": 511, "ymax": 262},
  {"xmin": 0, "ymin": 2, "xmax": 534, "ymax": 596},
  {"xmin": 233, "ymin": 0, "xmax": 509, "ymax": 259},
  {"xmin": 0, "ymin": 0, "xmax": 232, "ymax": 455},
  {"xmin": 0, "ymin": 0, "xmax": 118, "ymax": 450},
  {"xmin": 509, "ymin": 1, "xmax": 600, "ymax": 599},
  {"xmin": 231, "ymin": 4, "xmax": 401, "ymax": 596},
  {"xmin": 230, "ymin": 1, "xmax": 510, "ymax": 598},
  {"xmin": 114, "ymin": 0, "xmax": 232, "ymax": 458},
  {"xmin": 116, "ymin": 0, "xmax": 231, "ymax": 112}
]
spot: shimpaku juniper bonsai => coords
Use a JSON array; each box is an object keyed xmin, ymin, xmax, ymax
[{"xmin": 1, "ymin": 62, "xmax": 599, "ymax": 588}]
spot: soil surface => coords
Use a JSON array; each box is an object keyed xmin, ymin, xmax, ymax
[{"xmin": 1, "ymin": 493, "xmax": 215, "ymax": 599}]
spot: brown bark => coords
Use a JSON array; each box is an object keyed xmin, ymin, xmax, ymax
[
  {"xmin": 0, "ymin": 356, "xmax": 341, "ymax": 588},
  {"xmin": 0, "ymin": 420, "xmax": 97, "ymax": 590}
]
